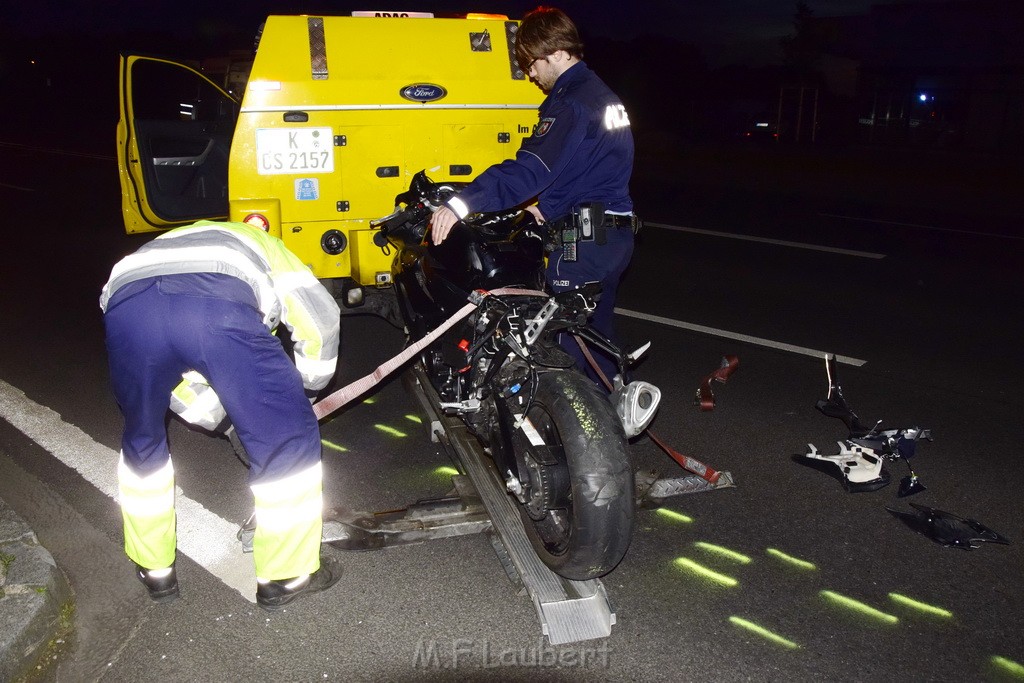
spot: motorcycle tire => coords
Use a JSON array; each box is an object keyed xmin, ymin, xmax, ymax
[{"xmin": 515, "ymin": 370, "xmax": 634, "ymax": 580}]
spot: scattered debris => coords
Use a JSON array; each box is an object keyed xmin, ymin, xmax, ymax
[
  {"xmin": 886, "ymin": 503, "xmax": 1011, "ymax": 549},
  {"xmin": 802, "ymin": 354, "xmax": 931, "ymax": 495}
]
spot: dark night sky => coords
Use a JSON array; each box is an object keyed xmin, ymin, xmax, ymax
[{"xmin": 3, "ymin": 0, "xmax": 962, "ymax": 66}]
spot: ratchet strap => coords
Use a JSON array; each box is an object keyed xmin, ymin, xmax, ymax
[
  {"xmin": 695, "ymin": 355, "xmax": 740, "ymax": 411},
  {"xmin": 312, "ymin": 287, "xmax": 548, "ymax": 421},
  {"xmin": 573, "ymin": 334, "xmax": 723, "ymax": 484}
]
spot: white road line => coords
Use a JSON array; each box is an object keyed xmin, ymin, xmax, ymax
[
  {"xmin": 0, "ymin": 181, "xmax": 34, "ymax": 192},
  {"xmin": 0, "ymin": 379, "xmax": 257, "ymax": 602},
  {"xmin": 615, "ymin": 308, "xmax": 867, "ymax": 366},
  {"xmin": 818, "ymin": 212, "xmax": 1024, "ymax": 241},
  {"xmin": 646, "ymin": 222, "xmax": 887, "ymax": 259},
  {"xmin": 0, "ymin": 140, "xmax": 115, "ymax": 161}
]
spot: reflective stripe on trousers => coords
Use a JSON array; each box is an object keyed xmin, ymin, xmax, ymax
[
  {"xmin": 251, "ymin": 462, "xmax": 323, "ymax": 580},
  {"xmin": 118, "ymin": 454, "xmax": 176, "ymax": 569}
]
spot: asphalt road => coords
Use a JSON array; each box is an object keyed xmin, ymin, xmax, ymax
[{"xmin": 1, "ymin": 139, "xmax": 1022, "ymax": 681}]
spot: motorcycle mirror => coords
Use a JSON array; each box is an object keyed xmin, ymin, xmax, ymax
[
  {"xmin": 626, "ymin": 341, "xmax": 652, "ymax": 365},
  {"xmin": 898, "ymin": 474, "xmax": 926, "ymax": 497}
]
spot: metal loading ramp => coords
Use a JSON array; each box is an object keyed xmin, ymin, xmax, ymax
[{"xmin": 405, "ymin": 367, "xmax": 616, "ymax": 645}]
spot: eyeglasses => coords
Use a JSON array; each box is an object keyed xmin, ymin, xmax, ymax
[{"xmin": 523, "ymin": 56, "xmax": 546, "ymax": 73}]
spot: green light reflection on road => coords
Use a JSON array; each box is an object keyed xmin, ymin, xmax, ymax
[
  {"xmin": 820, "ymin": 590, "xmax": 898, "ymax": 625},
  {"xmin": 888, "ymin": 593, "xmax": 953, "ymax": 619},
  {"xmin": 673, "ymin": 557, "xmax": 738, "ymax": 587},
  {"xmin": 729, "ymin": 616, "xmax": 800, "ymax": 650},
  {"xmin": 374, "ymin": 424, "xmax": 407, "ymax": 438}
]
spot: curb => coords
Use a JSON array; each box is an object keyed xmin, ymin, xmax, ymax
[{"xmin": 0, "ymin": 498, "xmax": 73, "ymax": 682}]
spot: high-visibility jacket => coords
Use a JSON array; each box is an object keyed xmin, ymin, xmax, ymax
[{"xmin": 100, "ymin": 221, "xmax": 341, "ymax": 428}]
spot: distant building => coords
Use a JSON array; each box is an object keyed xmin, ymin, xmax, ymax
[{"xmin": 826, "ymin": 1, "xmax": 1024, "ymax": 153}]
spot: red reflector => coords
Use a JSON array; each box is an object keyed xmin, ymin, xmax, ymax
[
  {"xmin": 457, "ymin": 339, "xmax": 470, "ymax": 352},
  {"xmin": 243, "ymin": 213, "xmax": 270, "ymax": 231}
]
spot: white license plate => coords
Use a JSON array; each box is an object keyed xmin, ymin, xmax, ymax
[{"xmin": 255, "ymin": 128, "xmax": 334, "ymax": 175}]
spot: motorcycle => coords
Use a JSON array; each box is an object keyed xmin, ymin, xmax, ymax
[{"xmin": 367, "ymin": 171, "xmax": 660, "ymax": 580}]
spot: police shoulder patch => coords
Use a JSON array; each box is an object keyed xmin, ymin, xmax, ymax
[{"xmin": 534, "ymin": 117, "xmax": 556, "ymax": 137}]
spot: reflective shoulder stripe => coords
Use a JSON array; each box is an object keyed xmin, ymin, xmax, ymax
[{"xmin": 101, "ymin": 245, "xmax": 277, "ymax": 320}]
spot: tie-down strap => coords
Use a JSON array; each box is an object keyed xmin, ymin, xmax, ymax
[{"xmin": 312, "ymin": 287, "xmax": 548, "ymax": 421}]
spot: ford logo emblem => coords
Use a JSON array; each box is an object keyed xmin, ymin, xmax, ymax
[{"xmin": 400, "ymin": 83, "xmax": 448, "ymax": 103}]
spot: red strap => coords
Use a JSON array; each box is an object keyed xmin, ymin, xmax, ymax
[
  {"xmin": 312, "ymin": 287, "xmax": 549, "ymax": 421},
  {"xmin": 695, "ymin": 355, "xmax": 740, "ymax": 412},
  {"xmin": 572, "ymin": 334, "xmax": 722, "ymax": 483}
]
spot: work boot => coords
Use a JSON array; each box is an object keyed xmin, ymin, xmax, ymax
[
  {"xmin": 135, "ymin": 564, "xmax": 180, "ymax": 603},
  {"xmin": 256, "ymin": 555, "xmax": 342, "ymax": 611}
]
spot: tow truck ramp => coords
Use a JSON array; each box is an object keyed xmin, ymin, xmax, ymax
[
  {"xmin": 405, "ymin": 368, "xmax": 616, "ymax": 645},
  {"xmin": 237, "ymin": 365, "xmax": 732, "ymax": 644}
]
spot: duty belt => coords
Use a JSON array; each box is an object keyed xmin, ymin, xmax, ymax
[{"xmin": 547, "ymin": 203, "xmax": 641, "ymax": 261}]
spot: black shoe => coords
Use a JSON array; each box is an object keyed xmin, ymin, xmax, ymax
[
  {"xmin": 135, "ymin": 563, "xmax": 180, "ymax": 603},
  {"xmin": 256, "ymin": 555, "xmax": 342, "ymax": 611}
]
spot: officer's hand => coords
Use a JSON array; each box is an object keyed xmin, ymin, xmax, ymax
[
  {"xmin": 430, "ymin": 206, "xmax": 460, "ymax": 245},
  {"xmin": 525, "ymin": 205, "xmax": 546, "ymax": 224}
]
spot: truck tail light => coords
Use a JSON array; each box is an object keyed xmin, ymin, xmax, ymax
[{"xmin": 243, "ymin": 213, "xmax": 271, "ymax": 231}]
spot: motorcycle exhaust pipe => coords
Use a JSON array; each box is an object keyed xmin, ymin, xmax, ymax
[{"xmin": 611, "ymin": 379, "xmax": 661, "ymax": 439}]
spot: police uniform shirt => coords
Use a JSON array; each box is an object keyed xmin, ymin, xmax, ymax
[{"xmin": 453, "ymin": 61, "xmax": 634, "ymax": 221}]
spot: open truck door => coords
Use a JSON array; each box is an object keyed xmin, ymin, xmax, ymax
[{"xmin": 117, "ymin": 55, "xmax": 239, "ymax": 233}]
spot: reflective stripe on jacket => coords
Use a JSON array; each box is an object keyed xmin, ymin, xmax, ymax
[{"xmin": 99, "ymin": 221, "xmax": 341, "ymax": 391}]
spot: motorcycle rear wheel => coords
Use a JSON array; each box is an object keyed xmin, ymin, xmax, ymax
[{"xmin": 515, "ymin": 370, "xmax": 634, "ymax": 580}]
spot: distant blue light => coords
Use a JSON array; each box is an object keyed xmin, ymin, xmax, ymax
[{"xmin": 919, "ymin": 93, "xmax": 928, "ymax": 102}]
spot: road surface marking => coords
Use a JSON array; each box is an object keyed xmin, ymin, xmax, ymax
[
  {"xmin": 0, "ymin": 140, "xmax": 115, "ymax": 161},
  {"xmin": 0, "ymin": 181, "xmax": 34, "ymax": 192},
  {"xmin": 614, "ymin": 308, "xmax": 867, "ymax": 366},
  {"xmin": 646, "ymin": 222, "xmax": 886, "ymax": 259},
  {"xmin": 0, "ymin": 379, "xmax": 257, "ymax": 602},
  {"xmin": 819, "ymin": 212, "xmax": 1024, "ymax": 241}
]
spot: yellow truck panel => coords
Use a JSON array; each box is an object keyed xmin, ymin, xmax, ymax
[{"xmin": 119, "ymin": 13, "xmax": 542, "ymax": 285}]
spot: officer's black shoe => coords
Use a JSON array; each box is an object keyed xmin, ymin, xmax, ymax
[
  {"xmin": 135, "ymin": 564, "xmax": 180, "ymax": 603},
  {"xmin": 256, "ymin": 555, "xmax": 342, "ymax": 611}
]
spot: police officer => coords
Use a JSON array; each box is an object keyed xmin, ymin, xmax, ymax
[
  {"xmin": 431, "ymin": 6, "xmax": 635, "ymax": 382},
  {"xmin": 100, "ymin": 220, "xmax": 342, "ymax": 610}
]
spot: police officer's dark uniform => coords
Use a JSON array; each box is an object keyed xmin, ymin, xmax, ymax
[{"xmin": 444, "ymin": 60, "xmax": 635, "ymax": 382}]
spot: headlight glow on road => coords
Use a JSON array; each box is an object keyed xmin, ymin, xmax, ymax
[
  {"xmin": 656, "ymin": 508, "xmax": 694, "ymax": 524},
  {"xmin": 766, "ymin": 548, "xmax": 817, "ymax": 571},
  {"xmin": 888, "ymin": 593, "xmax": 953, "ymax": 619},
  {"xmin": 320, "ymin": 439, "xmax": 348, "ymax": 453},
  {"xmin": 694, "ymin": 541, "xmax": 751, "ymax": 564},
  {"xmin": 673, "ymin": 557, "xmax": 738, "ymax": 587},
  {"xmin": 374, "ymin": 424, "xmax": 407, "ymax": 438},
  {"xmin": 820, "ymin": 590, "xmax": 898, "ymax": 624},
  {"xmin": 729, "ymin": 616, "xmax": 800, "ymax": 650},
  {"xmin": 991, "ymin": 655, "xmax": 1024, "ymax": 679}
]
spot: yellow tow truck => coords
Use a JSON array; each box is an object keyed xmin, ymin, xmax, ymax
[{"xmin": 116, "ymin": 11, "xmax": 542, "ymax": 309}]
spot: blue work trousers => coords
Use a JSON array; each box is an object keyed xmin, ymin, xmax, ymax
[
  {"xmin": 104, "ymin": 275, "xmax": 321, "ymax": 483},
  {"xmin": 545, "ymin": 228, "xmax": 634, "ymax": 385}
]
